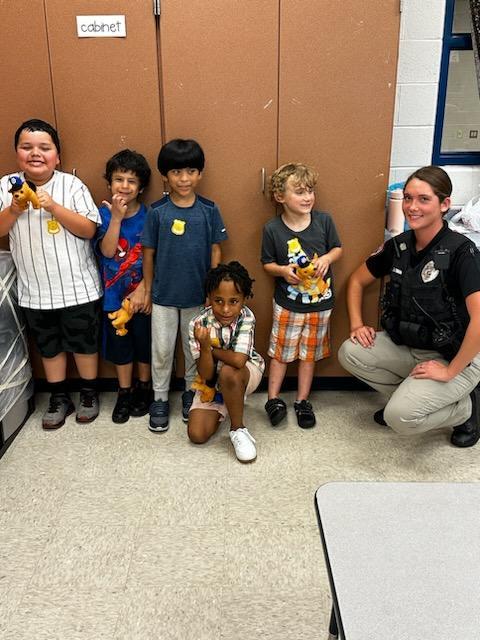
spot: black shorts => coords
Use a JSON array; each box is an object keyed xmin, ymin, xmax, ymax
[
  {"xmin": 102, "ymin": 311, "xmax": 151, "ymax": 366},
  {"xmin": 23, "ymin": 300, "xmax": 101, "ymax": 359}
]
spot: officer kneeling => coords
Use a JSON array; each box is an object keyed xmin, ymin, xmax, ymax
[{"xmin": 339, "ymin": 166, "xmax": 480, "ymax": 448}]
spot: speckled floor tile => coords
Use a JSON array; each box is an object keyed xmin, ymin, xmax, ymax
[
  {"xmin": 113, "ymin": 584, "xmax": 222, "ymax": 640},
  {"xmin": 29, "ymin": 523, "xmax": 137, "ymax": 590},
  {"xmin": 223, "ymin": 522, "xmax": 319, "ymax": 592},
  {"xmin": 3, "ymin": 388, "xmax": 480, "ymax": 639},
  {"xmin": 2, "ymin": 586, "xmax": 123, "ymax": 640},
  {"xmin": 127, "ymin": 524, "xmax": 225, "ymax": 588},
  {"xmin": 56, "ymin": 477, "xmax": 147, "ymax": 527},
  {"xmin": 219, "ymin": 586, "xmax": 330, "ymax": 640}
]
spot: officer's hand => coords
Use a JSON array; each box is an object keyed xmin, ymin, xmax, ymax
[
  {"xmin": 410, "ymin": 360, "xmax": 451, "ymax": 382},
  {"xmin": 350, "ymin": 325, "xmax": 376, "ymax": 348}
]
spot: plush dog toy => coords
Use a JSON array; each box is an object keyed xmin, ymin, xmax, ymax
[
  {"xmin": 8, "ymin": 176, "xmax": 40, "ymax": 209},
  {"xmin": 191, "ymin": 375, "xmax": 217, "ymax": 403},
  {"xmin": 108, "ymin": 298, "xmax": 134, "ymax": 336},
  {"xmin": 295, "ymin": 254, "xmax": 329, "ymax": 295}
]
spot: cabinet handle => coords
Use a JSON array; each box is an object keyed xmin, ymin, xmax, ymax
[
  {"xmin": 72, "ymin": 168, "xmax": 77, "ymax": 177},
  {"xmin": 261, "ymin": 167, "xmax": 266, "ymax": 194}
]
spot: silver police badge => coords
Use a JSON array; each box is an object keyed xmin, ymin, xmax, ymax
[{"xmin": 421, "ymin": 260, "xmax": 439, "ymax": 283}]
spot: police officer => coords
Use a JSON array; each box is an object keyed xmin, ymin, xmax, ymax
[{"xmin": 339, "ymin": 166, "xmax": 480, "ymax": 447}]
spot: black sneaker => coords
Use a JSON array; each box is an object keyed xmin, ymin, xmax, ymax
[
  {"xmin": 264, "ymin": 397, "xmax": 287, "ymax": 427},
  {"xmin": 181, "ymin": 389, "xmax": 195, "ymax": 422},
  {"xmin": 76, "ymin": 389, "xmax": 100, "ymax": 424},
  {"xmin": 130, "ymin": 381, "xmax": 153, "ymax": 417},
  {"xmin": 373, "ymin": 408, "xmax": 387, "ymax": 426},
  {"xmin": 112, "ymin": 391, "xmax": 131, "ymax": 424},
  {"xmin": 294, "ymin": 400, "xmax": 316, "ymax": 428},
  {"xmin": 42, "ymin": 393, "xmax": 74, "ymax": 430},
  {"xmin": 451, "ymin": 387, "xmax": 480, "ymax": 448}
]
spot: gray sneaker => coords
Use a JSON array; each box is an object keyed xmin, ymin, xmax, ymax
[
  {"xmin": 42, "ymin": 393, "xmax": 75, "ymax": 430},
  {"xmin": 149, "ymin": 399, "xmax": 170, "ymax": 432},
  {"xmin": 76, "ymin": 389, "xmax": 100, "ymax": 424}
]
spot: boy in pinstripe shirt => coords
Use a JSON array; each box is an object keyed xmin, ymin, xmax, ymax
[{"xmin": 0, "ymin": 119, "xmax": 102, "ymax": 429}]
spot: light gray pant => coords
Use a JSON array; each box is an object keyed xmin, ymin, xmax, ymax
[
  {"xmin": 338, "ymin": 331, "xmax": 480, "ymax": 435},
  {"xmin": 151, "ymin": 304, "xmax": 202, "ymax": 397}
]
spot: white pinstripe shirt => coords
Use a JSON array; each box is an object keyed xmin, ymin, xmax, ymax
[{"xmin": 0, "ymin": 171, "xmax": 102, "ymax": 309}]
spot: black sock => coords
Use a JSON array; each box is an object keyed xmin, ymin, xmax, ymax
[
  {"xmin": 137, "ymin": 379, "xmax": 151, "ymax": 389},
  {"xmin": 48, "ymin": 380, "xmax": 68, "ymax": 396},
  {"xmin": 118, "ymin": 386, "xmax": 131, "ymax": 395},
  {"xmin": 79, "ymin": 378, "xmax": 97, "ymax": 394}
]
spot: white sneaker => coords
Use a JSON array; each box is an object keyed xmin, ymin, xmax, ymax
[{"xmin": 229, "ymin": 427, "xmax": 257, "ymax": 462}]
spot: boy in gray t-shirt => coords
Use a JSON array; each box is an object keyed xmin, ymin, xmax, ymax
[{"xmin": 261, "ymin": 163, "xmax": 342, "ymax": 428}]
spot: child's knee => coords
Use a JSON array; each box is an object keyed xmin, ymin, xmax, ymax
[
  {"xmin": 187, "ymin": 423, "xmax": 210, "ymax": 444},
  {"xmin": 219, "ymin": 365, "xmax": 245, "ymax": 389}
]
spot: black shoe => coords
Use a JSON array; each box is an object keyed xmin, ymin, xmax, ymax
[
  {"xmin": 294, "ymin": 400, "xmax": 316, "ymax": 428},
  {"xmin": 112, "ymin": 390, "xmax": 131, "ymax": 424},
  {"xmin": 182, "ymin": 389, "xmax": 195, "ymax": 423},
  {"xmin": 130, "ymin": 381, "xmax": 153, "ymax": 417},
  {"xmin": 265, "ymin": 397, "xmax": 287, "ymax": 427},
  {"xmin": 451, "ymin": 387, "xmax": 480, "ymax": 448},
  {"xmin": 373, "ymin": 408, "xmax": 387, "ymax": 426}
]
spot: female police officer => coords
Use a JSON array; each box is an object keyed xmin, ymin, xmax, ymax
[{"xmin": 339, "ymin": 166, "xmax": 480, "ymax": 447}]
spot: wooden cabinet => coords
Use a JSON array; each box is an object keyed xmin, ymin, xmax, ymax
[
  {"xmin": 0, "ymin": 1, "xmax": 400, "ymax": 379},
  {"xmin": 160, "ymin": 0, "xmax": 400, "ymax": 376}
]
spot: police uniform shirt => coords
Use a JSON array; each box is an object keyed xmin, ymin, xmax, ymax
[{"xmin": 366, "ymin": 222, "xmax": 480, "ymax": 305}]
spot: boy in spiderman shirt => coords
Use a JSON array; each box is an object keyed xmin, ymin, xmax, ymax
[{"xmin": 97, "ymin": 149, "xmax": 153, "ymax": 423}]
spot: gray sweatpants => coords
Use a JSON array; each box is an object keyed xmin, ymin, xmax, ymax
[
  {"xmin": 338, "ymin": 331, "xmax": 480, "ymax": 435},
  {"xmin": 151, "ymin": 304, "xmax": 202, "ymax": 398}
]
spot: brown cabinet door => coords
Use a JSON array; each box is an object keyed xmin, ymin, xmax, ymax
[
  {"xmin": 0, "ymin": 2, "xmax": 56, "ymax": 250},
  {"xmin": 279, "ymin": 0, "xmax": 400, "ymax": 375},
  {"xmin": 159, "ymin": 0, "xmax": 279, "ymax": 357},
  {"xmin": 43, "ymin": 0, "xmax": 164, "ymax": 205}
]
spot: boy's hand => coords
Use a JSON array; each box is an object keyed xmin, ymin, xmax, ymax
[
  {"xmin": 102, "ymin": 194, "xmax": 127, "ymax": 221},
  {"xmin": 9, "ymin": 199, "xmax": 26, "ymax": 217},
  {"xmin": 312, "ymin": 255, "xmax": 330, "ymax": 279},
  {"xmin": 142, "ymin": 291, "xmax": 152, "ymax": 315},
  {"xmin": 128, "ymin": 284, "xmax": 145, "ymax": 313},
  {"xmin": 194, "ymin": 324, "xmax": 212, "ymax": 349},
  {"xmin": 282, "ymin": 264, "xmax": 301, "ymax": 285},
  {"xmin": 36, "ymin": 188, "xmax": 55, "ymax": 213}
]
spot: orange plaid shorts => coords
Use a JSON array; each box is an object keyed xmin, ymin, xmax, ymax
[{"xmin": 268, "ymin": 301, "xmax": 332, "ymax": 363}]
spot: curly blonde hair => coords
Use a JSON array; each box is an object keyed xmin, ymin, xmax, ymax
[{"xmin": 269, "ymin": 163, "xmax": 318, "ymax": 201}]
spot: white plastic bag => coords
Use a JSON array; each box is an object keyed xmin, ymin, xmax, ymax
[{"xmin": 449, "ymin": 195, "xmax": 480, "ymax": 232}]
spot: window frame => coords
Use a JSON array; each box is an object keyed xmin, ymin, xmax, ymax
[{"xmin": 432, "ymin": 0, "xmax": 480, "ymax": 165}]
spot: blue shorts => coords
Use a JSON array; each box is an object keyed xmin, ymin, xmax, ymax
[{"xmin": 102, "ymin": 311, "xmax": 151, "ymax": 365}]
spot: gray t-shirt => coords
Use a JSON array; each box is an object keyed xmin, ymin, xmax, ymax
[{"xmin": 261, "ymin": 210, "xmax": 341, "ymax": 312}]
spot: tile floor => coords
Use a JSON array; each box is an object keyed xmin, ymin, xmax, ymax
[{"xmin": 1, "ymin": 389, "xmax": 480, "ymax": 639}]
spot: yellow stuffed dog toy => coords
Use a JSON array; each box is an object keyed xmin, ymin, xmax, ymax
[
  {"xmin": 8, "ymin": 176, "xmax": 40, "ymax": 209},
  {"xmin": 108, "ymin": 298, "xmax": 134, "ymax": 336}
]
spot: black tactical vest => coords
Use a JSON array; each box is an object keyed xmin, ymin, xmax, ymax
[{"xmin": 381, "ymin": 229, "xmax": 471, "ymax": 360}]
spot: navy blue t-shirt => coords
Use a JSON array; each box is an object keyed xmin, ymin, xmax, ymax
[{"xmin": 142, "ymin": 194, "xmax": 227, "ymax": 308}]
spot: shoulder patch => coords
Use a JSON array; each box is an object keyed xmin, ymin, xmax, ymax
[
  {"xmin": 150, "ymin": 195, "xmax": 169, "ymax": 209},
  {"xmin": 197, "ymin": 195, "xmax": 215, "ymax": 207}
]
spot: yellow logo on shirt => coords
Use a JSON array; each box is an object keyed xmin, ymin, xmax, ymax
[{"xmin": 171, "ymin": 219, "xmax": 186, "ymax": 235}]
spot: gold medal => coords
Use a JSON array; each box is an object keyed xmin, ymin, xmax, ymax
[{"xmin": 47, "ymin": 219, "xmax": 61, "ymax": 234}]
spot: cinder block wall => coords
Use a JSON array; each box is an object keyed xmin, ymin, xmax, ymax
[{"xmin": 389, "ymin": 0, "xmax": 480, "ymax": 206}]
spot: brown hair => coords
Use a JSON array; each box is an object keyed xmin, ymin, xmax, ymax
[
  {"xmin": 404, "ymin": 165, "xmax": 452, "ymax": 202},
  {"xmin": 269, "ymin": 163, "xmax": 318, "ymax": 201}
]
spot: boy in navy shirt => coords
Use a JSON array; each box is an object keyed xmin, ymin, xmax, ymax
[{"xmin": 142, "ymin": 139, "xmax": 228, "ymax": 431}]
